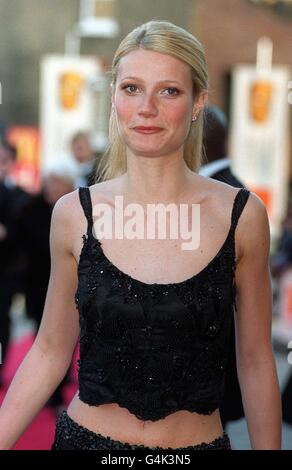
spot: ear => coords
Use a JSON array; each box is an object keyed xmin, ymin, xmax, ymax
[{"xmin": 192, "ymin": 91, "xmax": 208, "ymax": 116}]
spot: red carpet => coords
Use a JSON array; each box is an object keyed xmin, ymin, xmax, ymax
[{"xmin": 0, "ymin": 333, "xmax": 78, "ymax": 450}]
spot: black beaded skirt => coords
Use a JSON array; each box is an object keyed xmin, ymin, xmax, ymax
[{"xmin": 51, "ymin": 411, "xmax": 232, "ymax": 450}]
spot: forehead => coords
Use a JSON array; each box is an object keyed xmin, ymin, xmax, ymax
[{"xmin": 117, "ymin": 48, "xmax": 192, "ymax": 84}]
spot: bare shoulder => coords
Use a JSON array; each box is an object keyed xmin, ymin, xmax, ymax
[
  {"xmin": 196, "ymin": 174, "xmax": 266, "ymax": 221},
  {"xmin": 195, "ymin": 174, "xmax": 244, "ymax": 217},
  {"xmin": 51, "ymin": 188, "xmax": 82, "ymax": 228},
  {"xmin": 88, "ymin": 177, "xmax": 123, "ymax": 205},
  {"xmin": 234, "ymin": 189, "xmax": 270, "ymax": 260},
  {"xmin": 51, "ymin": 181, "xmax": 118, "ymax": 247},
  {"xmin": 52, "ymin": 181, "xmax": 112, "ymax": 225},
  {"xmin": 234, "ymin": 189, "xmax": 268, "ymax": 227},
  {"xmin": 195, "ymin": 175, "xmax": 270, "ymax": 260},
  {"xmin": 50, "ymin": 188, "xmax": 86, "ymax": 254}
]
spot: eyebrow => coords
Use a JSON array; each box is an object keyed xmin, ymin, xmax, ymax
[{"xmin": 119, "ymin": 77, "xmax": 182, "ymax": 85}]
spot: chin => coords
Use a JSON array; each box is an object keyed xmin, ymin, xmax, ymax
[
  {"xmin": 131, "ymin": 148, "xmax": 167, "ymax": 158},
  {"xmin": 127, "ymin": 142, "xmax": 171, "ymax": 157}
]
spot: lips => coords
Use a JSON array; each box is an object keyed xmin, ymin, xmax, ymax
[{"xmin": 133, "ymin": 126, "xmax": 163, "ymax": 134}]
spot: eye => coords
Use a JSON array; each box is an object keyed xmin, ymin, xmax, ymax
[
  {"xmin": 162, "ymin": 87, "xmax": 180, "ymax": 97},
  {"xmin": 121, "ymin": 84, "xmax": 139, "ymax": 94}
]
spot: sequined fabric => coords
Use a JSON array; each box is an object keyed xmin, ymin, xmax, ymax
[
  {"xmin": 51, "ymin": 411, "xmax": 232, "ymax": 450},
  {"xmin": 75, "ymin": 187, "xmax": 250, "ymax": 421}
]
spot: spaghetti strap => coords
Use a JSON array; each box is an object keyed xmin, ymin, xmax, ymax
[
  {"xmin": 78, "ymin": 186, "xmax": 93, "ymax": 235},
  {"xmin": 230, "ymin": 188, "xmax": 250, "ymax": 234}
]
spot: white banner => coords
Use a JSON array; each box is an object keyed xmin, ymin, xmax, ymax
[
  {"xmin": 40, "ymin": 55, "xmax": 109, "ymax": 171},
  {"xmin": 229, "ymin": 65, "xmax": 291, "ymax": 241}
]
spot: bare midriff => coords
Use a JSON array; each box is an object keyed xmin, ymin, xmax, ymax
[{"xmin": 66, "ymin": 392, "xmax": 223, "ymax": 448}]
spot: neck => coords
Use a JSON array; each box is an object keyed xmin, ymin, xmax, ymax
[{"xmin": 119, "ymin": 151, "xmax": 196, "ymax": 204}]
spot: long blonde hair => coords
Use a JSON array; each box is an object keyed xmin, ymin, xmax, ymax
[{"xmin": 96, "ymin": 20, "xmax": 209, "ymax": 182}]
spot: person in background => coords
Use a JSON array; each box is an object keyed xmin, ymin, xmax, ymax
[
  {"xmin": 200, "ymin": 105, "xmax": 245, "ymax": 430},
  {"xmin": 0, "ymin": 139, "xmax": 17, "ymax": 182},
  {"xmin": 270, "ymin": 197, "xmax": 292, "ymax": 279},
  {"xmin": 70, "ymin": 132, "xmax": 96, "ymax": 187},
  {"xmin": 200, "ymin": 105, "xmax": 244, "ymax": 186},
  {"xmin": 270, "ymin": 197, "xmax": 292, "ymax": 428},
  {"xmin": 0, "ymin": 140, "xmax": 30, "ymax": 388}
]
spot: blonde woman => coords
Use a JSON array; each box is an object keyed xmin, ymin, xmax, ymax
[{"xmin": 0, "ymin": 20, "xmax": 281, "ymax": 450}]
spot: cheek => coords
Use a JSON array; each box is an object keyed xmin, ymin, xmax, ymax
[
  {"xmin": 114, "ymin": 94, "xmax": 193, "ymax": 129},
  {"xmin": 115, "ymin": 96, "xmax": 135, "ymax": 123},
  {"xmin": 165, "ymin": 102, "xmax": 192, "ymax": 127}
]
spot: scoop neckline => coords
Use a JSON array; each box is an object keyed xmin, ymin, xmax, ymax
[
  {"xmin": 79, "ymin": 187, "xmax": 243, "ymax": 288},
  {"xmin": 82, "ymin": 227, "xmax": 233, "ymax": 289}
]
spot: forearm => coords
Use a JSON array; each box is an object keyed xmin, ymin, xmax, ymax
[
  {"xmin": 0, "ymin": 342, "xmax": 71, "ymax": 450},
  {"xmin": 238, "ymin": 356, "xmax": 282, "ymax": 449}
]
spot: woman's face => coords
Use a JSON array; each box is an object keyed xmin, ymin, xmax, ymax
[{"xmin": 112, "ymin": 48, "xmax": 198, "ymax": 159}]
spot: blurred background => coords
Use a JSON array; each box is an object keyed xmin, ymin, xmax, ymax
[{"xmin": 0, "ymin": 0, "xmax": 292, "ymax": 449}]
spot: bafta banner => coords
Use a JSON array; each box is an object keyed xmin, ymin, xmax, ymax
[
  {"xmin": 229, "ymin": 64, "xmax": 291, "ymax": 241},
  {"xmin": 40, "ymin": 55, "xmax": 109, "ymax": 171}
]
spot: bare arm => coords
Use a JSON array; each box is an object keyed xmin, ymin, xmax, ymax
[
  {"xmin": 0, "ymin": 192, "xmax": 81, "ymax": 449},
  {"xmin": 234, "ymin": 192, "xmax": 282, "ymax": 450}
]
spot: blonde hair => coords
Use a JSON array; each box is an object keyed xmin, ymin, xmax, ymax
[{"xmin": 96, "ymin": 20, "xmax": 209, "ymax": 182}]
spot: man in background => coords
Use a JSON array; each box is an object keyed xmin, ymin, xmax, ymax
[
  {"xmin": 0, "ymin": 140, "xmax": 30, "ymax": 387},
  {"xmin": 70, "ymin": 132, "xmax": 96, "ymax": 187}
]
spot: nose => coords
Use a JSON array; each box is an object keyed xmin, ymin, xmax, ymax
[{"xmin": 137, "ymin": 93, "xmax": 158, "ymax": 118}]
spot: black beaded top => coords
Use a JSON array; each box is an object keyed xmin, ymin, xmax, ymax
[{"xmin": 75, "ymin": 186, "xmax": 250, "ymax": 421}]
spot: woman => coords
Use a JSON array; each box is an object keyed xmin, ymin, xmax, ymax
[{"xmin": 0, "ymin": 20, "xmax": 281, "ymax": 450}]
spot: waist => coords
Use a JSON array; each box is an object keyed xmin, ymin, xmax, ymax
[{"xmin": 67, "ymin": 393, "xmax": 223, "ymax": 448}]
